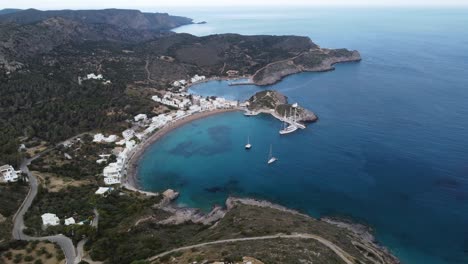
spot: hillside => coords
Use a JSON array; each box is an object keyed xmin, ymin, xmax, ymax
[
  {"xmin": 84, "ymin": 193, "xmax": 399, "ymax": 264},
  {"xmin": 0, "ymin": 9, "xmax": 356, "ymax": 168},
  {"xmin": 0, "ymin": 8, "xmax": 192, "ymax": 31}
]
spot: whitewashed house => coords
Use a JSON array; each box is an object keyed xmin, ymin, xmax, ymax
[
  {"xmin": 134, "ymin": 114, "xmax": 148, "ymax": 122},
  {"xmin": 122, "ymin": 129, "xmax": 135, "ymax": 140},
  {"xmin": 86, "ymin": 73, "xmax": 103, "ymax": 80},
  {"xmin": 191, "ymin": 74, "xmax": 206, "ymax": 83},
  {"xmin": 0, "ymin": 165, "xmax": 19, "ymax": 183},
  {"xmin": 103, "ymin": 164, "xmax": 120, "ymax": 185},
  {"xmin": 174, "ymin": 110, "xmax": 188, "ymax": 120},
  {"xmin": 41, "ymin": 213, "xmax": 60, "ymax": 226},
  {"xmin": 95, "ymin": 187, "xmax": 112, "ymax": 195},
  {"xmin": 64, "ymin": 217, "xmax": 76, "ymax": 226},
  {"xmin": 93, "ymin": 133, "xmax": 118, "ymax": 143},
  {"xmin": 188, "ymin": 105, "xmax": 201, "ymax": 114}
]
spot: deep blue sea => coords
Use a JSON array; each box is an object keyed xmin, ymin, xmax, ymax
[{"xmin": 137, "ymin": 7, "xmax": 468, "ymax": 264}]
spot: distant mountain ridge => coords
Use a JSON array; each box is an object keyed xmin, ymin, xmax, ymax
[
  {"xmin": 0, "ymin": 8, "xmax": 193, "ymax": 31},
  {"xmin": 0, "ymin": 8, "xmax": 194, "ymax": 69},
  {"xmin": 0, "ymin": 9, "xmax": 22, "ymax": 15}
]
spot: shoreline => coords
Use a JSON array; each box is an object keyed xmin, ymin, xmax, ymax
[
  {"xmin": 122, "ymin": 108, "xmax": 242, "ymax": 192},
  {"xmin": 185, "ymin": 75, "xmax": 252, "ymax": 91}
]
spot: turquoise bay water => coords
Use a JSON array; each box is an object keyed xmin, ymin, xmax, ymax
[{"xmin": 138, "ymin": 8, "xmax": 468, "ymax": 264}]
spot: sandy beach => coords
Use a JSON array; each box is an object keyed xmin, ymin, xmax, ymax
[{"xmin": 123, "ymin": 108, "xmax": 242, "ymax": 192}]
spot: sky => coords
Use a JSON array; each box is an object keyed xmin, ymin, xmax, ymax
[{"xmin": 1, "ymin": 0, "xmax": 467, "ymax": 9}]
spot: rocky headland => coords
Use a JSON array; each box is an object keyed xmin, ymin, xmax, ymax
[
  {"xmin": 247, "ymin": 90, "xmax": 318, "ymax": 123},
  {"xmin": 252, "ymin": 48, "xmax": 361, "ymax": 85},
  {"xmin": 146, "ymin": 194, "xmax": 400, "ymax": 264}
]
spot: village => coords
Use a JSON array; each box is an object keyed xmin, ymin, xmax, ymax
[
  {"xmin": 0, "ymin": 73, "xmax": 245, "ymax": 228},
  {"xmin": 94, "ymin": 74, "xmax": 243, "ymax": 189}
]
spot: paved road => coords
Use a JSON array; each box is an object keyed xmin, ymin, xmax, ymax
[
  {"xmin": 11, "ymin": 135, "xmax": 87, "ymax": 264},
  {"xmin": 147, "ymin": 233, "xmax": 355, "ymax": 264},
  {"xmin": 75, "ymin": 208, "xmax": 99, "ymax": 264}
]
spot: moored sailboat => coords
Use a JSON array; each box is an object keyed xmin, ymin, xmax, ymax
[
  {"xmin": 267, "ymin": 144, "xmax": 277, "ymax": 164},
  {"xmin": 279, "ymin": 107, "xmax": 298, "ymax": 135},
  {"xmin": 245, "ymin": 136, "xmax": 252, "ymax": 149}
]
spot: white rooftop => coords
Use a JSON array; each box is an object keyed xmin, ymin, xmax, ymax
[
  {"xmin": 64, "ymin": 217, "xmax": 75, "ymax": 226},
  {"xmin": 95, "ymin": 187, "xmax": 112, "ymax": 195},
  {"xmin": 41, "ymin": 213, "xmax": 60, "ymax": 226}
]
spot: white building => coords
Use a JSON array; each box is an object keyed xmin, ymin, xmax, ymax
[
  {"xmin": 93, "ymin": 133, "xmax": 118, "ymax": 143},
  {"xmin": 172, "ymin": 80, "xmax": 188, "ymax": 87},
  {"xmin": 174, "ymin": 110, "xmax": 188, "ymax": 120},
  {"xmin": 41, "ymin": 213, "xmax": 60, "ymax": 226},
  {"xmin": 96, "ymin": 159, "xmax": 107, "ymax": 164},
  {"xmin": 86, "ymin": 73, "xmax": 103, "ymax": 80},
  {"xmin": 0, "ymin": 165, "xmax": 18, "ymax": 183},
  {"xmin": 104, "ymin": 177, "xmax": 121, "ymax": 185},
  {"xmin": 103, "ymin": 164, "xmax": 121, "ymax": 184},
  {"xmin": 188, "ymin": 105, "xmax": 201, "ymax": 114},
  {"xmin": 95, "ymin": 187, "xmax": 112, "ymax": 195},
  {"xmin": 191, "ymin": 74, "xmax": 206, "ymax": 83},
  {"xmin": 122, "ymin": 129, "xmax": 135, "ymax": 140},
  {"xmin": 64, "ymin": 217, "xmax": 75, "ymax": 226},
  {"xmin": 115, "ymin": 139, "xmax": 126, "ymax": 146},
  {"xmin": 102, "ymin": 139, "xmax": 136, "ymax": 185},
  {"xmin": 152, "ymin": 92, "xmax": 193, "ymax": 109},
  {"xmin": 134, "ymin": 114, "xmax": 148, "ymax": 122}
]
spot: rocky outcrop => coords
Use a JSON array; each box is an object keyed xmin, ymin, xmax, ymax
[
  {"xmin": 158, "ymin": 205, "xmax": 226, "ymax": 225},
  {"xmin": 154, "ymin": 189, "xmax": 179, "ymax": 208},
  {"xmin": 226, "ymin": 198, "xmax": 399, "ymax": 264},
  {"xmin": 247, "ymin": 90, "xmax": 318, "ymax": 123},
  {"xmin": 252, "ymin": 48, "xmax": 361, "ymax": 86},
  {"xmin": 247, "ymin": 90, "xmax": 288, "ymax": 110},
  {"xmin": 322, "ymin": 217, "xmax": 401, "ymax": 264}
]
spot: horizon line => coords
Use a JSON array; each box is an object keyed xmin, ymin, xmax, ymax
[{"xmin": 3, "ymin": 4, "xmax": 468, "ymax": 9}]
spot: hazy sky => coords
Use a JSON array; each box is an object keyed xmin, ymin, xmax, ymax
[{"xmin": 1, "ymin": 0, "xmax": 467, "ymax": 9}]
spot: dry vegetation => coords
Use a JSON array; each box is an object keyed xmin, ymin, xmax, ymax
[
  {"xmin": 1, "ymin": 241, "xmax": 65, "ymax": 264},
  {"xmin": 153, "ymin": 238, "xmax": 345, "ymax": 264}
]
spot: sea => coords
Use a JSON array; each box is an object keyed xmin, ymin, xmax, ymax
[{"xmin": 136, "ymin": 7, "xmax": 468, "ymax": 264}]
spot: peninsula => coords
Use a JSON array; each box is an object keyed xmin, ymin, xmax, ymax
[{"xmin": 247, "ymin": 90, "xmax": 318, "ymax": 123}]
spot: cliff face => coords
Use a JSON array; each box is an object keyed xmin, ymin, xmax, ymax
[
  {"xmin": 247, "ymin": 90, "xmax": 318, "ymax": 123},
  {"xmin": 252, "ymin": 48, "xmax": 361, "ymax": 86}
]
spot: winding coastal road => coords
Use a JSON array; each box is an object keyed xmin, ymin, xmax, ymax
[
  {"xmin": 148, "ymin": 233, "xmax": 355, "ymax": 264},
  {"xmin": 11, "ymin": 135, "xmax": 88, "ymax": 264}
]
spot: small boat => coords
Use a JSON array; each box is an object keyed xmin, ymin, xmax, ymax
[
  {"xmin": 244, "ymin": 110, "xmax": 258, "ymax": 116},
  {"xmin": 245, "ymin": 136, "xmax": 252, "ymax": 149},
  {"xmin": 267, "ymin": 144, "xmax": 277, "ymax": 164},
  {"xmin": 279, "ymin": 124, "xmax": 298, "ymax": 135}
]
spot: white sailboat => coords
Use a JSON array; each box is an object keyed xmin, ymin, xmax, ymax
[
  {"xmin": 267, "ymin": 144, "xmax": 277, "ymax": 164},
  {"xmin": 279, "ymin": 124, "xmax": 298, "ymax": 135},
  {"xmin": 279, "ymin": 107, "xmax": 298, "ymax": 135},
  {"xmin": 245, "ymin": 136, "xmax": 252, "ymax": 149}
]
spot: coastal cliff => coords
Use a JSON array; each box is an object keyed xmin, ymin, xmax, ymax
[
  {"xmin": 252, "ymin": 48, "xmax": 361, "ymax": 85},
  {"xmin": 136, "ymin": 195, "xmax": 400, "ymax": 264},
  {"xmin": 247, "ymin": 90, "xmax": 318, "ymax": 123}
]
